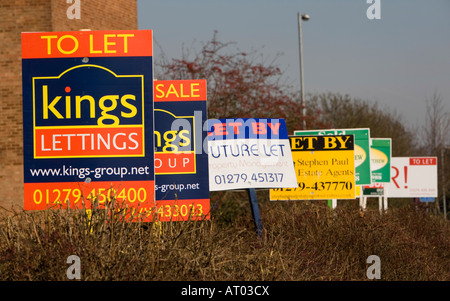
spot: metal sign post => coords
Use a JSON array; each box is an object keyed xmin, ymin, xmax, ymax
[{"xmin": 247, "ymin": 188, "xmax": 263, "ymax": 239}]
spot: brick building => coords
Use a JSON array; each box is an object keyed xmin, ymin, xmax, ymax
[{"xmin": 0, "ymin": 0, "xmax": 137, "ymax": 210}]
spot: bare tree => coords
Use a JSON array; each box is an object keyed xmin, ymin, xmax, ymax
[
  {"xmin": 154, "ymin": 31, "xmax": 327, "ymax": 133},
  {"xmin": 422, "ymin": 91, "xmax": 450, "ymax": 153},
  {"xmin": 420, "ymin": 91, "xmax": 450, "ymax": 216},
  {"xmin": 308, "ymin": 92, "xmax": 417, "ymax": 156}
]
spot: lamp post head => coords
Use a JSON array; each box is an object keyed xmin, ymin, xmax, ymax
[{"xmin": 301, "ymin": 14, "xmax": 310, "ymax": 21}]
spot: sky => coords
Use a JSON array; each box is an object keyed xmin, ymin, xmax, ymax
[{"xmin": 137, "ymin": 0, "xmax": 450, "ymax": 130}]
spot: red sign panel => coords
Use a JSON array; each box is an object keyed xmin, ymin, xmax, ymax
[
  {"xmin": 22, "ymin": 30, "xmax": 152, "ymax": 58},
  {"xmin": 409, "ymin": 157, "xmax": 437, "ymax": 165}
]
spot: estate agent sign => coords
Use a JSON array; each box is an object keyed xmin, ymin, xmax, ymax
[{"xmin": 22, "ymin": 30, "xmax": 155, "ymax": 212}]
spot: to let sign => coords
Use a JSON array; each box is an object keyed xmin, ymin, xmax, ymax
[
  {"xmin": 385, "ymin": 157, "xmax": 438, "ymax": 198},
  {"xmin": 294, "ymin": 128, "xmax": 371, "ymax": 185},
  {"xmin": 22, "ymin": 30, "xmax": 155, "ymax": 213},
  {"xmin": 208, "ymin": 118, "xmax": 297, "ymax": 191},
  {"xmin": 270, "ymin": 135, "xmax": 356, "ymax": 201}
]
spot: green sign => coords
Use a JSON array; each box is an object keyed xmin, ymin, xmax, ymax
[
  {"xmin": 362, "ymin": 185, "xmax": 385, "ymax": 196},
  {"xmin": 294, "ymin": 128, "xmax": 371, "ymax": 185},
  {"xmin": 370, "ymin": 138, "xmax": 391, "ymax": 183}
]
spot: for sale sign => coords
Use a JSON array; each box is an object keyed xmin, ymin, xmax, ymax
[
  {"xmin": 22, "ymin": 30, "xmax": 155, "ymax": 212},
  {"xmin": 152, "ymin": 80, "xmax": 210, "ymax": 221},
  {"xmin": 385, "ymin": 157, "xmax": 438, "ymax": 198},
  {"xmin": 270, "ymin": 135, "xmax": 356, "ymax": 200},
  {"xmin": 207, "ymin": 118, "xmax": 297, "ymax": 191}
]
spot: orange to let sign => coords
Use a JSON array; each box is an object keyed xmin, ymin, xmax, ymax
[
  {"xmin": 21, "ymin": 30, "xmax": 153, "ymax": 58},
  {"xmin": 22, "ymin": 30, "xmax": 155, "ymax": 213}
]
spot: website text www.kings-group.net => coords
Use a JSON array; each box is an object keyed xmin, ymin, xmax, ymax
[{"xmin": 29, "ymin": 165, "xmax": 151, "ymax": 180}]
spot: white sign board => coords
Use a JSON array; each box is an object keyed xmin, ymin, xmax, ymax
[
  {"xmin": 207, "ymin": 118, "xmax": 297, "ymax": 191},
  {"xmin": 385, "ymin": 157, "xmax": 438, "ymax": 198}
]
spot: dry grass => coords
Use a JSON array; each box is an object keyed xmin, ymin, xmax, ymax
[{"xmin": 0, "ymin": 194, "xmax": 448, "ymax": 281}]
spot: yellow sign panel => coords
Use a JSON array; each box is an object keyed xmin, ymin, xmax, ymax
[
  {"xmin": 356, "ymin": 185, "xmax": 361, "ymax": 197},
  {"xmin": 270, "ymin": 135, "xmax": 356, "ymax": 200}
]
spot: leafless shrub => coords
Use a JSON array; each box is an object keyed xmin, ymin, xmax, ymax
[{"xmin": 0, "ymin": 196, "xmax": 448, "ymax": 281}]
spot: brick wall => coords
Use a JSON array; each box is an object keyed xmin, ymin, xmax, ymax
[{"xmin": 0, "ymin": 0, "xmax": 137, "ymax": 210}]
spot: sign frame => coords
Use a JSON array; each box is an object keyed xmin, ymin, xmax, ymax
[
  {"xmin": 21, "ymin": 30, "xmax": 155, "ymax": 213},
  {"xmin": 152, "ymin": 79, "xmax": 210, "ymax": 221},
  {"xmin": 385, "ymin": 157, "xmax": 438, "ymax": 198},
  {"xmin": 370, "ymin": 138, "xmax": 391, "ymax": 183},
  {"xmin": 294, "ymin": 128, "xmax": 371, "ymax": 186},
  {"xmin": 270, "ymin": 134, "xmax": 356, "ymax": 201},
  {"xmin": 207, "ymin": 118, "xmax": 297, "ymax": 191}
]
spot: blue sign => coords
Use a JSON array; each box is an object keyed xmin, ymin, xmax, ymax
[
  {"xmin": 419, "ymin": 197, "xmax": 435, "ymax": 203},
  {"xmin": 153, "ymin": 80, "xmax": 210, "ymax": 221},
  {"xmin": 21, "ymin": 30, "xmax": 155, "ymax": 212}
]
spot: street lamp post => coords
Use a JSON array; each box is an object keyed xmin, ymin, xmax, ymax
[{"xmin": 297, "ymin": 11, "xmax": 309, "ymax": 130}]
